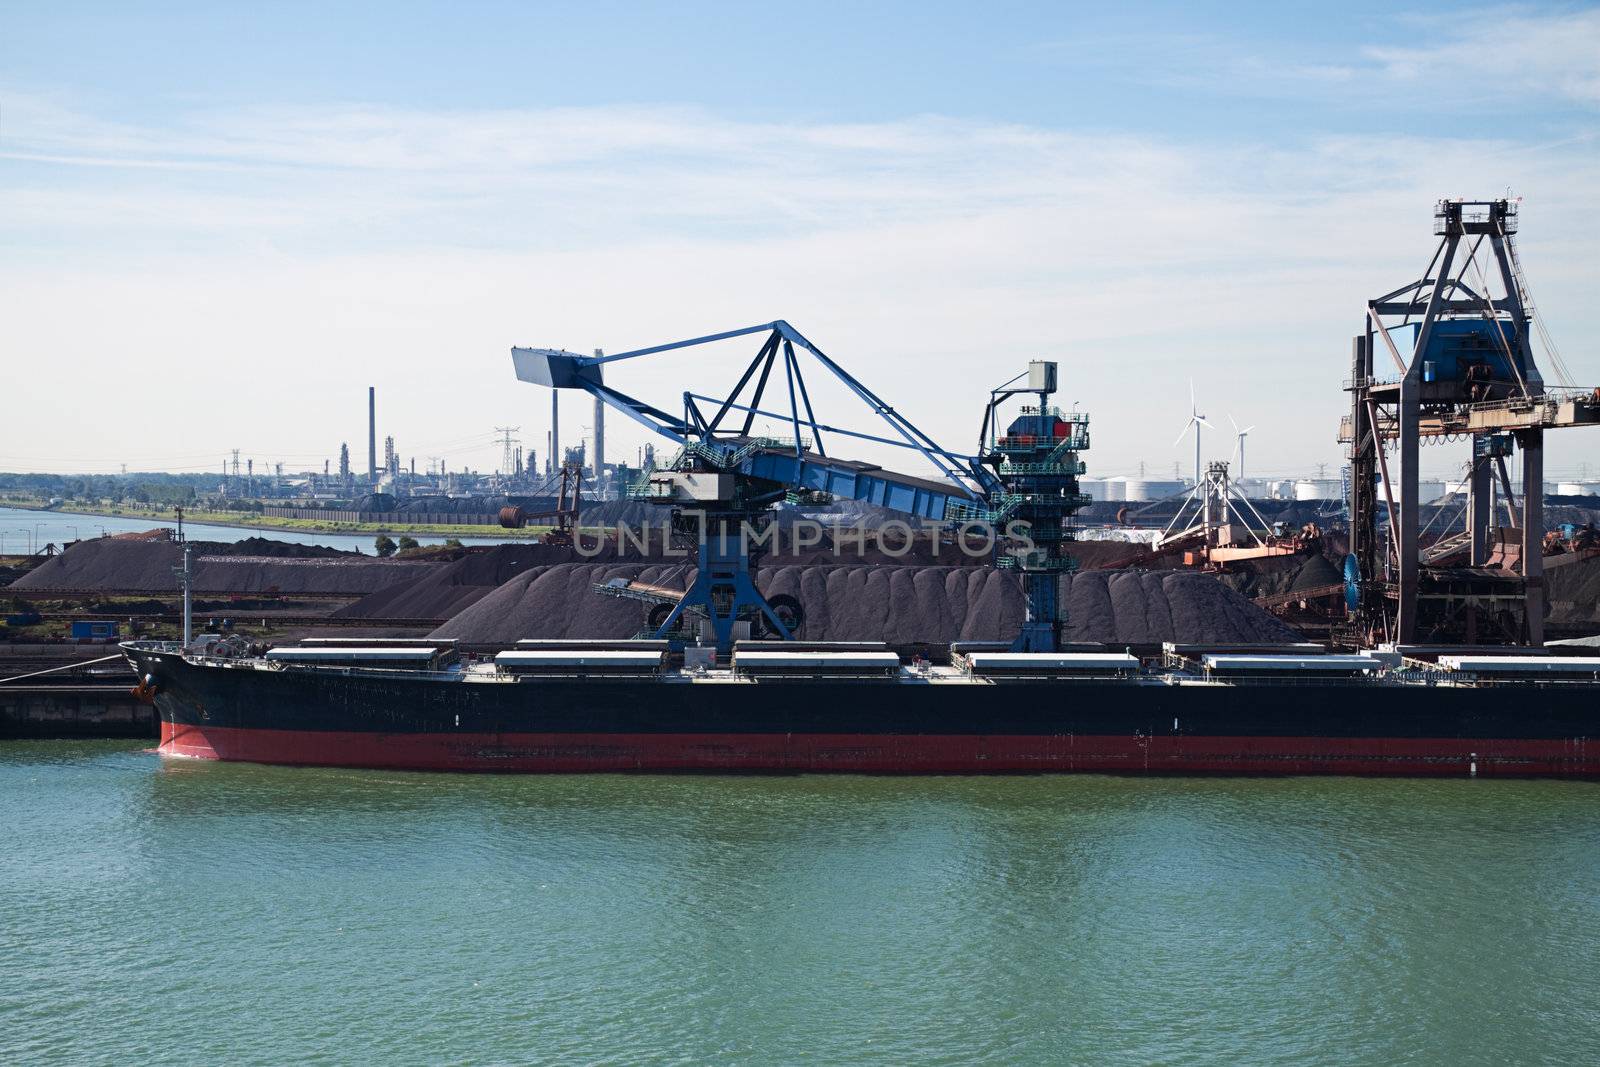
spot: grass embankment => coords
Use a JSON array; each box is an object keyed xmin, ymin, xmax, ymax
[{"xmin": 0, "ymin": 499, "xmax": 551, "ymax": 539}]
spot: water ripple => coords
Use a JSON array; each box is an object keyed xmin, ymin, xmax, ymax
[{"xmin": 1, "ymin": 742, "xmax": 1598, "ymax": 1065}]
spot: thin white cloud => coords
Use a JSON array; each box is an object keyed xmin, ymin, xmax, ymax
[
  {"xmin": 1037, "ymin": 6, "xmax": 1600, "ymax": 110},
  {"xmin": 1363, "ymin": 6, "xmax": 1600, "ymax": 106},
  {"xmin": 1, "ymin": 94, "xmax": 1596, "ymax": 480}
]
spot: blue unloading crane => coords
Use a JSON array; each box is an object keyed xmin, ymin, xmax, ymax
[
  {"xmin": 973, "ymin": 363, "xmax": 1094, "ymax": 651},
  {"xmin": 512, "ymin": 321, "xmax": 1091, "ymax": 653}
]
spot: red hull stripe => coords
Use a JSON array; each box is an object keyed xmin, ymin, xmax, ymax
[{"xmin": 159, "ymin": 722, "xmax": 1600, "ymax": 776}]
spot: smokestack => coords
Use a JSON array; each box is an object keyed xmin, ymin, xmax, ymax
[
  {"xmin": 551, "ymin": 390, "xmax": 560, "ymax": 471},
  {"xmin": 367, "ymin": 387, "xmax": 377, "ymax": 482},
  {"xmin": 593, "ymin": 348, "xmax": 605, "ymax": 476}
]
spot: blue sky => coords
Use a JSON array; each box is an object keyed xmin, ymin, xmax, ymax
[
  {"xmin": 3, "ymin": 2, "xmax": 1598, "ymax": 480},
  {"xmin": 7, "ymin": 2, "xmax": 1594, "ymax": 135}
]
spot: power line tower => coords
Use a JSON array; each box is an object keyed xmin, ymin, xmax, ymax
[{"xmin": 496, "ymin": 426, "xmax": 521, "ymax": 480}]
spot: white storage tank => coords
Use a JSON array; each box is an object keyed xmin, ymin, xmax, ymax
[
  {"xmin": 1123, "ymin": 478, "xmax": 1185, "ymax": 502},
  {"xmin": 1232, "ymin": 478, "xmax": 1269, "ymax": 499},
  {"xmin": 1556, "ymin": 481, "xmax": 1600, "ymax": 497},
  {"xmin": 1374, "ymin": 477, "xmax": 1448, "ymax": 504}
]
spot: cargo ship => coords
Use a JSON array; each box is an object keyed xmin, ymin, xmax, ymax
[{"xmin": 122, "ymin": 639, "xmax": 1600, "ymax": 777}]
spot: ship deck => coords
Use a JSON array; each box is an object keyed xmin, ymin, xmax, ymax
[{"xmin": 127, "ymin": 644, "xmax": 1600, "ymax": 691}]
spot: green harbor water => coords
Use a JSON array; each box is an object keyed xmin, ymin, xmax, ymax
[{"xmin": 2, "ymin": 741, "xmax": 1598, "ymax": 1065}]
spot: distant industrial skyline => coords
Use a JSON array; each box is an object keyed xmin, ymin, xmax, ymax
[{"xmin": 3, "ymin": 2, "xmax": 1597, "ymax": 482}]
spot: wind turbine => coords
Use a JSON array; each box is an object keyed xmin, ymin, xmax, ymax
[
  {"xmin": 1173, "ymin": 380, "xmax": 1213, "ymax": 489},
  {"xmin": 1229, "ymin": 414, "xmax": 1256, "ymax": 483}
]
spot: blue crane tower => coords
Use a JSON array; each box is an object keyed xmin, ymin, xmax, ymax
[
  {"xmin": 966, "ymin": 362, "xmax": 1093, "ymax": 651},
  {"xmin": 512, "ymin": 321, "xmax": 1091, "ymax": 654}
]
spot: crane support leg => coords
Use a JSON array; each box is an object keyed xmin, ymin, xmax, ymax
[
  {"xmin": 1469, "ymin": 456, "xmax": 1493, "ymax": 566},
  {"xmin": 1397, "ymin": 378, "xmax": 1421, "ymax": 643},
  {"xmin": 654, "ymin": 515, "xmax": 791, "ymax": 655},
  {"xmin": 1522, "ymin": 429, "xmax": 1544, "ymax": 645},
  {"xmin": 1011, "ymin": 574, "xmax": 1060, "ymax": 652}
]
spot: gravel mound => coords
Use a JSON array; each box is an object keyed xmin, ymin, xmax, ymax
[
  {"xmin": 204, "ymin": 536, "xmax": 349, "ymax": 558},
  {"xmin": 333, "ymin": 544, "xmax": 575, "ymax": 620},
  {"xmin": 1212, "ymin": 554, "xmax": 1309, "ymax": 599},
  {"xmin": 431, "ymin": 563, "xmax": 1302, "ymax": 646},
  {"xmin": 345, "ymin": 530, "xmax": 1155, "ymax": 624},
  {"xmin": 14, "ymin": 538, "xmax": 438, "ymax": 595},
  {"xmin": 1290, "ymin": 553, "xmax": 1342, "ymax": 591},
  {"xmin": 1547, "ymin": 553, "xmax": 1600, "ymax": 626}
]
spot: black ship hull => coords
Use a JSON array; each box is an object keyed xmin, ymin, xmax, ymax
[{"xmin": 125, "ymin": 647, "xmax": 1600, "ymax": 777}]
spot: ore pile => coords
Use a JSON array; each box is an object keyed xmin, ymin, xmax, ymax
[
  {"xmin": 14, "ymin": 538, "xmax": 437, "ymax": 595},
  {"xmin": 332, "ymin": 544, "xmax": 575, "ymax": 620},
  {"xmin": 336, "ymin": 529, "xmax": 1160, "ymax": 624},
  {"xmin": 334, "ymin": 540, "xmax": 966, "ymax": 621},
  {"xmin": 206, "ymin": 536, "xmax": 348, "ymax": 559},
  {"xmin": 431, "ymin": 563, "xmax": 1302, "ymax": 646},
  {"xmin": 1547, "ymin": 553, "xmax": 1600, "ymax": 627},
  {"xmin": 1210, "ymin": 551, "xmax": 1343, "ymax": 600}
]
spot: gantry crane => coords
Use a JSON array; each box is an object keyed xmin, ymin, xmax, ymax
[
  {"xmin": 1340, "ymin": 199, "xmax": 1600, "ymax": 645},
  {"xmin": 512, "ymin": 321, "xmax": 1093, "ymax": 653}
]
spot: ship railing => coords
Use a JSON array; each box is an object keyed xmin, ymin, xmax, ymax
[
  {"xmin": 958, "ymin": 671, "xmax": 1153, "ymax": 682},
  {"xmin": 500, "ymin": 671, "xmax": 664, "ymax": 679},
  {"xmin": 1405, "ymin": 671, "xmax": 1600, "ymax": 689},
  {"xmin": 251, "ymin": 661, "xmax": 486, "ymax": 682},
  {"xmin": 997, "ymin": 459, "xmax": 1089, "ymax": 476},
  {"xmin": 1164, "ymin": 670, "xmax": 1430, "ymax": 687},
  {"xmin": 1460, "ymin": 678, "xmax": 1600, "ymax": 688},
  {"xmin": 660, "ymin": 436, "xmax": 809, "ymax": 473},
  {"xmin": 945, "ymin": 492, "xmax": 1025, "ymax": 524},
  {"xmin": 1397, "ymin": 658, "xmax": 1600, "ymax": 688},
  {"xmin": 123, "ymin": 640, "xmax": 184, "ymax": 654}
]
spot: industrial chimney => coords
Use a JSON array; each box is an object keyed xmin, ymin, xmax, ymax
[
  {"xmin": 551, "ymin": 390, "xmax": 560, "ymax": 472},
  {"xmin": 367, "ymin": 387, "xmax": 377, "ymax": 483}
]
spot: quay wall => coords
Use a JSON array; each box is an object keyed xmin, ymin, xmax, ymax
[{"xmin": 0, "ymin": 686, "xmax": 157, "ymax": 739}]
